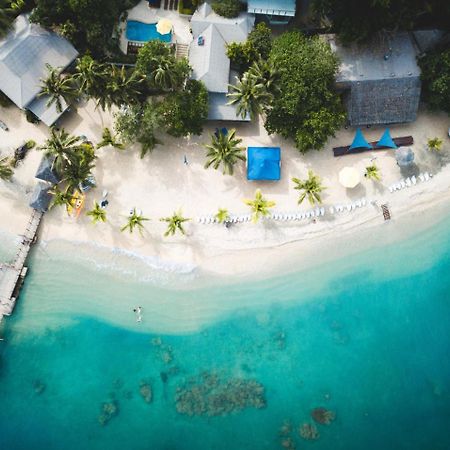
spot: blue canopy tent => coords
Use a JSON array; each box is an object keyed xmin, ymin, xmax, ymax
[
  {"xmin": 247, "ymin": 147, "xmax": 281, "ymax": 181},
  {"xmin": 349, "ymin": 128, "xmax": 372, "ymax": 150},
  {"xmin": 376, "ymin": 128, "xmax": 398, "ymax": 148}
]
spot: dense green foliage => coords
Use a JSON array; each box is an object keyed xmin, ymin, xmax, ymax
[
  {"xmin": 313, "ymin": 0, "xmax": 450, "ymax": 45},
  {"xmin": 264, "ymin": 32, "xmax": 345, "ymax": 153},
  {"xmin": 0, "ymin": 156, "xmax": 13, "ymax": 181},
  {"xmin": 226, "ymin": 23, "xmax": 272, "ymax": 70},
  {"xmin": 135, "ymin": 41, "xmax": 191, "ymax": 92},
  {"xmin": 157, "ymin": 80, "xmax": 208, "ymax": 137},
  {"xmin": 0, "ymin": 0, "xmax": 14, "ymax": 38},
  {"xmin": 419, "ymin": 44, "xmax": 450, "ymax": 114},
  {"xmin": 30, "ymin": 0, "xmax": 139, "ymax": 56},
  {"xmin": 211, "ymin": 0, "xmax": 241, "ymax": 18},
  {"xmin": 114, "ymin": 103, "xmax": 161, "ymax": 158}
]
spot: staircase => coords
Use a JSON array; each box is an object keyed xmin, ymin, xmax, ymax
[
  {"xmin": 175, "ymin": 43, "xmax": 189, "ymax": 60},
  {"xmin": 163, "ymin": 0, "xmax": 178, "ymax": 10}
]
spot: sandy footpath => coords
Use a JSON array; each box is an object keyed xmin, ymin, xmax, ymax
[{"xmin": 1, "ymin": 100, "xmax": 449, "ymax": 281}]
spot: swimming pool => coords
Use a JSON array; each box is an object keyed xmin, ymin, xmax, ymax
[{"xmin": 126, "ymin": 20, "xmax": 172, "ymax": 43}]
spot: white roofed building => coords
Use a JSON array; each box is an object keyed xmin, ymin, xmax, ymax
[
  {"xmin": 0, "ymin": 14, "xmax": 78, "ymax": 126},
  {"xmin": 189, "ymin": 3, "xmax": 254, "ymax": 121}
]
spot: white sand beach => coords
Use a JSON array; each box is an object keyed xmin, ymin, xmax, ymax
[{"xmin": 1, "ymin": 100, "xmax": 450, "ymax": 284}]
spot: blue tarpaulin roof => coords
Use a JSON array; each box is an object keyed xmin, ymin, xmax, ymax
[
  {"xmin": 376, "ymin": 128, "xmax": 398, "ymax": 148},
  {"xmin": 247, "ymin": 147, "xmax": 281, "ymax": 181},
  {"xmin": 349, "ymin": 128, "xmax": 372, "ymax": 150}
]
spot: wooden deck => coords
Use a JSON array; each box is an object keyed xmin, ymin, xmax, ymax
[{"xmin": 0, "ymin": 209, "xmax": 43, "ymax": 324}]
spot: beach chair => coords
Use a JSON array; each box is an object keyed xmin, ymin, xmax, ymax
[
  {"xmin": 400, "ymin": 180, "xmax": 406, "ymax": 189},
  {"xmin": 424, "ymin": 172, "xmax": 430, "ymax": 181},
  {"xmin": 361, "ymin": 198, "xmax": 367, "ymax": 206},
  {"xmin": 320, "ymin": 207, "xmax": 325, "ymax": 216}
]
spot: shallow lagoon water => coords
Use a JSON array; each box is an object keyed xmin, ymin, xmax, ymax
[{"xmin": 1, "ymin": 215, "xmax": 450, "ymax": 450}]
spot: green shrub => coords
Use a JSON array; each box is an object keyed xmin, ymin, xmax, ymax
[
  {"xmin": 178, "ymin": 0, "xmax": 194, "ymax": 14},
  {"xmin": 25, "ymin": 109, "xmax": 40, "ymax": 124},
  {"xmin": 26, "ymin": 140, "xmax": 36, "ymax": 149},
  {"xmin": 212, "ymin": 0, "xmax": 241, "ymax": 18},
  {"xmin": 0, "ymin": 91, "xmax": 13, "ymax": 107}
]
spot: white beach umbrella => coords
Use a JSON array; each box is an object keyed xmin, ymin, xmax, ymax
[
  {"xmin": 156, "ymin": 18, "xmax": 172, "ymax": 35},
  {"xmin": 339, "ymin": 167, "xmax": 360, "ymax": 188}
]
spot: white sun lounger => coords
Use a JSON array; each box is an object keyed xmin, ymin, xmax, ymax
[
  {"xmin": 405, "ymin": 178, "xmax": 412, "ymax": 187},
  {"xmin": 411, "ymin": 176, "xmax": 417, "ymax": 185},
  {"xmin": 424, "ymin": 172, "xmax": 430, "ymax": 181}
]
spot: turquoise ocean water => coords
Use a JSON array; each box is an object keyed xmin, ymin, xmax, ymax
[{"xmin": 1, "ymin": 214, "xmax": 450, "ymax": 450}]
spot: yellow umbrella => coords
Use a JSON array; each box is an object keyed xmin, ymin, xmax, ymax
[
  {"xmin": 339, "ymin": 167, "xmax": 360, "ymax": 188},
  {"xmin": 156, "ymin": 18, "xmax": 172, "ymax": 35}
]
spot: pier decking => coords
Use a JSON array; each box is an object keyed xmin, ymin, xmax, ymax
[{"xmin": 0, "ymin": 209, "xmax": 43, "ymax": 324}]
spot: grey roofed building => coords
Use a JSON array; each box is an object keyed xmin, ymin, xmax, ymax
[
  {"xmin": 35, "ymin": 155, "xmax": 60, "ymax": 185},
  {"xmin": 0, "ymin": 14, "xmax": 78, "ymax": 126},
  {"xmin": 326, "ymin": 33, "xmax": 422, "ymax": 126},
  {"xmin": 29, "ymin": 182, "xmax": 53, "ymax": 212},
  {"xmin": 189, "ymin": 3, "xmax": 254, "ymax": 121}
]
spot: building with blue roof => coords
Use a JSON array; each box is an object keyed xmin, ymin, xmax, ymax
[
  {"xmin": 247, "ymin": 147, "xmax": 281, "ymax": 181},
  {"xmin": 247, "ymin": 0, "xmax": 296, "ymax": 24}
]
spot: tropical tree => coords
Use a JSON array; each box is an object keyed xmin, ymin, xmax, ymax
[
  {"xmin": 74, "ymin": 55, "xmax": 107, "ymax": 100},
  {"xmin": 49, "ymin": 186, "xmax": 73, "ymax": 210},
  {"xmin": 121, "ymin": 208, "xmax": 149, "ymax": 234},
  {"xmin": 243, "ymin": 189, "xmax": 275, "ymax": 223},
  {"xmin": 227, "ymin": 71, "xmax": 272, "ymax": 120},
  {"xmin": 101, "ymin": 65, "xmax": 145, "ymax": 110},
  {"xmin": 63, "ymin": 144, "xmax": 96, "ymax": 193},
  {"xmin": 160, "ymin": 210, "xmax": 190, "ymax": 237},
  {"xmin": 39, "ymin": 64, "xmax": 78, "ymax": 113},
  {"xmin": 0, "ymin": 156, "xmax": 13, "ymax": 181},
  {"xmin": 215, "ymin": 208, "xmax": 230, "ymax": 224},
  {"xmin": 87, "ymin": 201, "xmax": 106, "ymax": 224},
  {"xmin": 427, "ymin": 137, "xmax": 443, "ymax": 152},
  {"xmin": 0, "ymin": 1, "xmax": 14, "ymax": 38},
  {"xmin": 365, "ymin": 164, "xmax": 382, "ymax": 181},
  {"xmin": 204, "ymin": 129, "xmax": 246, "ymax": 175},
  {"xmin": 265, "ymin": 32, "xmax": 346, "ymax": 153},
  {"xmin": 157, "ymin": 80, "xmax": 209, "ymax": 137},
  {"xmin": 292, "ymin": 171, "xmax": 326, "ymax": 205},
  {"xmin": 97, "ymin": 127, "xmax": 124, "ymax": 150},
  {"xmin": 39, "ymin": 128, "xmax": 82, "ymax": 176}
]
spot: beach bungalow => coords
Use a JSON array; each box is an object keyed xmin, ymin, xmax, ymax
[
  {"xmin": 0, "ymin": 14, "xmax": 78, "ymax": 127},
  {"xmin": 189, "ymin": 3, "xmax": 255, "ymax": 121},
  {"xmin": 29, "ymin": 182, "xmax": 53, "ymax": 212},
  {"xmin": 325, "ymin": 33, "xmax": 421, "ymax": 127},
  {"xmin": 247, "ymin": 0, "xmax": 296, "ymax": 24}
]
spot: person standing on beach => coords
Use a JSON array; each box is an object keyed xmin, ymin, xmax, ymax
[{"xmin": 183, "ymin": 155, "xmax": 188, "ymax": 165}]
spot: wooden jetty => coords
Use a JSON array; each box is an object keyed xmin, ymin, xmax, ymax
[{"xmin": 0, "ymin": 209, "xmax": 43, "ymax": 325}]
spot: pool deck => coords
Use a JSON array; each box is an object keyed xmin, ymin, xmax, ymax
[{"xmin": 119, "ymin": 0, "xmax": 192, "ymax": 54}]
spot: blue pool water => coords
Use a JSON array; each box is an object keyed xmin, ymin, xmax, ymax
[
  {"xmin": 1, "ymin": 214, "xmax": 450, "ymax": 449},
  {"xmin": 126, "ymin": 20, "xmax": 171, "ymax": 43}
]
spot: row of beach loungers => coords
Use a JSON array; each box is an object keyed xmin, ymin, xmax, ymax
[
  {"xmin": 388, "ymin": 172, "xmax": 432, "ymax": 193},
  {"xmin": 271, "ymin": 208, "xmax": 325, "ymax": 220},
  {"xmin": 329, "ymin": 198, "xmax": 367, "ymax": 214},
  {"xmin": 197, "ymin": 214, "xmax": 252, "ymax": 224}
]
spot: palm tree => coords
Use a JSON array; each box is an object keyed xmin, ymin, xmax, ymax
[
  {"xmin": 427, "ymin": 137, "xmax": 443, "ymax": 152},
  {"xmin": 121, "ymin": 208, "xmax": 149, "ymax": 234},
  {"xmin": 292, "ymin": 171, "xmax": 326, "ymax": 206},
  {"xmin": 39, "ymin": 128, "xmax": 82, "ymax": 177},
  {"xmin": 0, "ymin": 2, "xmax": 14, "ymax": 38},
  {"xmin": 248, "ymin": 58, "xmax": 279, "ymax": 94},
  {"xmin": 62, "ymin": 143, "xmax": 96, "ymax": 192},
  {"xmin": 74, "ymin": 55, "xmax": 107, "ymax": 99},
  {"xmin": 49, "ymin": 186, "xmax": 73, "ymax": 210},
  {"xmin": 87, "ymin": 201, "xmax": 106, "ymax": 224},
  {"xmin": 102, "ymin": 65, "xmax": 144, "ymax": 110},
  {"xmin": 97, "ymin": 127, "xmax": 125, "ymax": 150},
  {"xmin": 160, "ymin": 210, "xmax": 190, "ymax": 237},
  {"xmin": 39, "ymin": 64, "xmax": 78, "ymax": 113},
  {"xmin": 0, "ymin": 156, "xmax": 13, "ymax": 181},
  {"xmin": 365, "ymin": 164, "xmax": 382, "ymax": 181},
  {"xmin": 227, "ymin": 72, "xmax": 272, "ymax": 120},
  {"xmin": 215, "ymin": 208, "xmax": 230, "ymax": 224},
  {"xmin": 243, "ymin": 189, "xmax": 275, "ymax": 223},
  {"xmin": 204, "ymin": 129, "xmax": 246, "ymax": 175}
]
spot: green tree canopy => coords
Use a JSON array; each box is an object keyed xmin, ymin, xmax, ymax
[
  {"xmin": 114, "ymin": 103, "xmax": 161, "ymax": 158},
  {"xmin": 211, "ymin": 0, "xmax": 241, "ymax": 18},
  {"xmin": 312, "ymin": 0, "xmax": 450, "ymax": 45},
  {"xmin": 135, "ymin": 41, "xmax": 191, "ymax": 92},
  {"xmin": 0, "ymin": 156, "xmax": 13, "ymax": 181},
  {"xmin": 419, "ymin": 44, "xmax": 450, "ymax": 115},
  {"xmin": 30, "ymin": 0, "xmax": 139, "ymax": 56},
  {"xmin": 264, "ymin": 32, "xmax": 345, "ymax": 153},
  {"xmin": 157, "ymin": 80, "xmax": 208, "ymax": 137}
]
